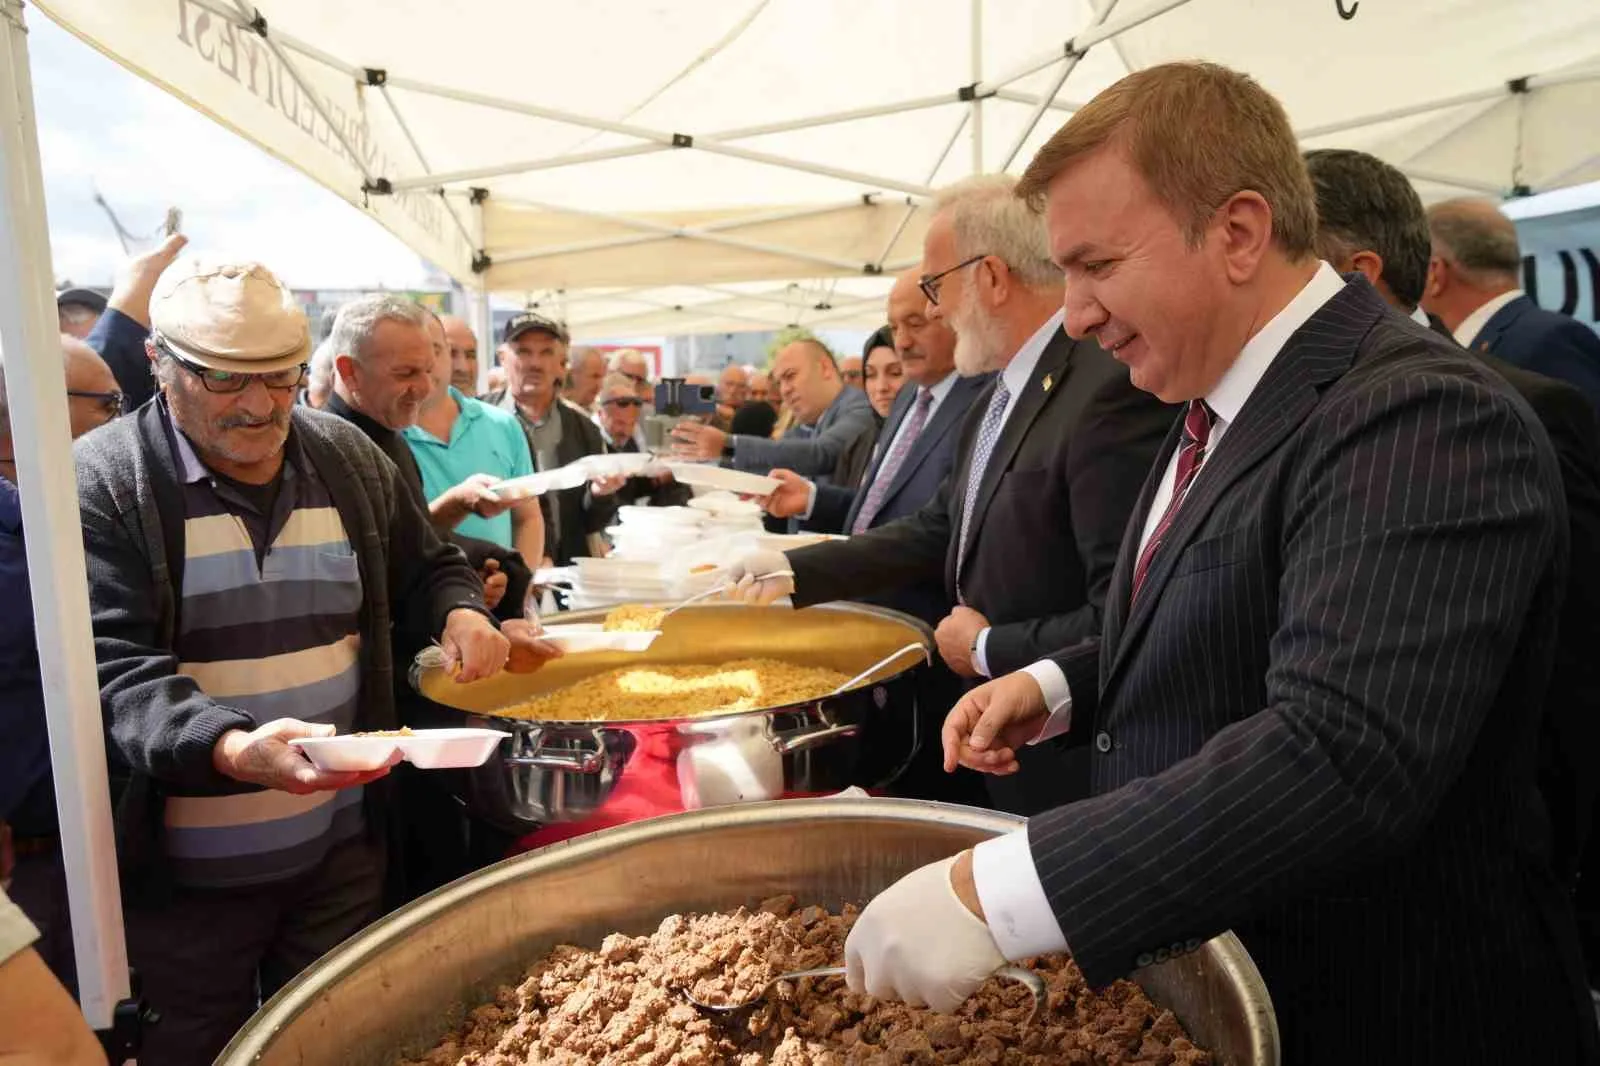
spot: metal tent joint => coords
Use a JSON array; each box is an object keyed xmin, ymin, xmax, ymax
[
  {"xmin": 1510, "ymin": 183, "xmax": 1533, "ymax": 198},
  {"xmin": 863, "ymin": 263, "xmax": 883, "ymax": 275},
  {"xmin": 472, "ymin": 251, "xmax": 493, "ymax": 273},
  {"xmin": 958, "ymin": 83, "xmax": 979, "ymax": 102},
  {"xmin": 247, "ymin": 8, "xmax": 266, "ymax": 37},
  {"xmin": 469, "ymin": 186, "xmax": 489, "ymax": 205},
  {"xmin": 364, "ymin": 67, "xmax": 387, "ymax": 87},
  {"xmin": 362, "ymin": 177, "xmax": 393, "ymax": 196},
  {"xmin": 1063, "ymin": 38, "xmax": 1085, "ymax": 60},
  {"xmin": 1507, "ymin": 76, "xmax": 1531, "ymax": 94},
  {"xmin": 672, "ymin": 133, "xmax": 694, "ymax": 148}
]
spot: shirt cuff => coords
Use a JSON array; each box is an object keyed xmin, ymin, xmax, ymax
[
  {"xmin": 800, "ymin": 479, "xmax": 818, "ymax": 521},
  {"xmin": 1021, "ymin": 659, "xmax": 1073, "ymax": 744},
  {"xmin": 972, "ymin": 828, "xmax": 1070, "ymax": 961},
  {"xmin": 973, "ymin": 627, "xmax": 992, "ymax": 678}
]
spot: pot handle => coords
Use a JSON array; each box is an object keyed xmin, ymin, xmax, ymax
[
  {"xmin": 770, "ymin": 723, "xmax": 861, "ymax": 755},
  {"xmin": 504, "ymin": 748, "xmax": 607, "ymax": 773}
]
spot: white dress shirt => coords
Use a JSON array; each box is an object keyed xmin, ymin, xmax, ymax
[
  {"xmin": 968, "ymin": 309, "xmax": 1067, "ymax": 678},
  {"xmin": 1453, "ymin": 288, "xmax": 1524, "ymax": 349},
  {"xmin": 803, "ymin": 370, "xmax": 962, "ymax": 520},
  {"xmin": 974, "ymin": 262, "xmax": 1348, "ymax": 962}
]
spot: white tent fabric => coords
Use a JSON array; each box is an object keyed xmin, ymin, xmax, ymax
[{"xmin": 32, "ymin": 0, "xmax": 1600, "ymax": 335}]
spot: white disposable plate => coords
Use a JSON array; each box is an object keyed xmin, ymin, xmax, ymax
[
  {"xmin": 487, "ymin": 466, "xmax": 588, "ymax": 499},
  {"xmin": 289, "ymin": 735, "xmax": 402, "ymax": 772},
  {"xmin": 396, "ymin": 728, "xmax": 511, "ymax": 770},
  {"xmin": 576, "ymin": 556, "xmax": 664, "ymax": 583},
  {"xmin": 688, "ymin": 494, "xmax": 764, "ymax": 518},
  {"xmin": 538, "ymin": 623, "xmax": 661, "ymax": 654},
  {"xmin": 617, "ymin": 504, "xmax": 702, "ymax": 527},
  {"xmin": 664, "ymin": 462, "xmax": 781, "ymax": 496}
]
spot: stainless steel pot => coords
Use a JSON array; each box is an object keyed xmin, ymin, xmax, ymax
[
  {"xmin": 410, "ymin": 603, "xmax": 934, "ymax": 830},
  {"xmin": 217, "ymin": 800, "xmax": 1279, "ymax": 1066}
]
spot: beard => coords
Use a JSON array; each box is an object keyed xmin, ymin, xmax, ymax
[{"xmin": 951, "ymin": 298, "xmax": 1009, "ymax": 376}]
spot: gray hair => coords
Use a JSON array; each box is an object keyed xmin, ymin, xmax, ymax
[
  {"xmin": 933, "ymin": 175, "xmax": 1060, "ymax": 289},
  {"xmin": 327, "ymin": 294, "xmax": 427, "ymax": 364},
  {"xmin": 598, "ymin": 371, "xmax": 637, "ymax": 399},
  {"xmin": 309, "ymin": 337, "xmax": 336, "ymax": 391},
  {"xmin": 607, "ymin": 347, "xmax": 646, "ymax": 372},
  {"xmin": 1426, "ymin": 198, "xmax": 1522, "ymax": 284}
]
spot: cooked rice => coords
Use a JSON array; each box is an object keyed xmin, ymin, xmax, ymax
[
  {"xmin": 601, "ymin": 604, "xmax": 668, "ymax": 632},
  {"xmin": 494, "ymin": 658, "xmax": 852, "ymax": 721}
]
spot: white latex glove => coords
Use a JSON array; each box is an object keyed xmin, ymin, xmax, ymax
[
  {"xmin": 724, "ymin": 548, "xmax": 795, "ymax": 605},
  {"xmin": 844, "ymin": 854, "xmax": 1006, "ymax": 1012}
]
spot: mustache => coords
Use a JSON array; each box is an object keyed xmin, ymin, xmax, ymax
[{"xmin": 216, "ymin": 410, "xmax": 289, "ymax": 431}]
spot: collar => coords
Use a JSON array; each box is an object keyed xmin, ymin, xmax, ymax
[
  {"xmin": 1206, "ymin": 261, "xmax": 1347, "ymax": 426},
  {"xmin": 449, "ymin": 386, "xmax": 482, "ymax": 421},
  {"xmin": 0, "ymin": 476, "xmax": 21, "ymax": 534},
  {"xmin": 326, "ymin": 390, "xmax": 395, "ymax": 445},
  {"xmin": 917, "ymin": 370, "xmax": 960, "ymax": 407},
  {"xmin": 1454, "ymin": 289, "xmax": 1525, "ymax": 348},
  {"xmin": 1410, "ymin": 305, "xmax": 1431, "ymax": 326},
  {"xmin": 1000, "ymin": 309, "xmax": 1065, "ymax": 399}
]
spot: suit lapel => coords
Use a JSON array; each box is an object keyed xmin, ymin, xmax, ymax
[
  {"xmin": 1102, "ymin": 279, "xmax": 1385, "ymax": 691},
  {"xmin": 958, "ymin": 332, "xmax": 1074, "ymax": 567},
  {"xmin": 1473, "ymin": 295, "xmax": 1529, "ymax": 355},
  {"xmin": 1099, "ymin": 418, "xmax": 1185, "ymax": 681},
  {"xmin": 844, "ymin": 388, "xmax": 913, "ymax": 528}
]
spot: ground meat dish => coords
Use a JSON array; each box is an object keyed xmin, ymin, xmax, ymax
[
  {"xmin": 398, "ymin": 896, "xmax": 1211, "ymax": 1065},
  {"xmin": 495, "ymin": 660, "xmax": 852, "ymax": 722},
  {"xmin": 602, "ymin": 605, "xmax": 668, "ymax": 632}
]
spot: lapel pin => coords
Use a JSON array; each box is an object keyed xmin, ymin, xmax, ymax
[{"xmin": 1042, "ymin": 373, "xmax": 1054, "ymax": 393}]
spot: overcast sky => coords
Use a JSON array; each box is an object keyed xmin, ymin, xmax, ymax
[{"xmin": 29, "ymin": 14, "xmax": 433, "ymax": 292}]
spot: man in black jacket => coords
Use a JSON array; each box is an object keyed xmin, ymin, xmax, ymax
[
  {"xmin": 482, "ymin": 313, "xmax": 621, "ymax": 564},
  {"xmin": 76, "ymin": 262, "xmax": 513, "ymax": 1066}
]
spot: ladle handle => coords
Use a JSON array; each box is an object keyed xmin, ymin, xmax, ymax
[{"xmin": 831, "ymin": 643, "xmax": 929, "ymax": 695}]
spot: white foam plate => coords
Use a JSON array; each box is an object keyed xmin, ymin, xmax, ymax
[
  {"xmin": 688, "ymin": 494, "xmax": 764, "ymax": 518},
  {"xmin": 664, "ymin": 462, "xmax": 781, "ymax": 497},
  {"xmin": 538, "ymin": 623, "xmax": 661, "ymax": 654},
  {"xmin": 290, "ymin": 728, "xmax": 511, "ymax": 771},
  {"xmin": 487, "ymin": 466, "xmax": 588, "ymax": 499}
]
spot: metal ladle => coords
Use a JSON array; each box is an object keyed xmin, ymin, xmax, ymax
[
  {"xmin": 679, "ymin": 964, "xmax": 1047, "ymax": 1026},
  {"xmin": 830, "ymin": 642, "xmax": 930, "ymax": 695},
  {"xmin": 661, "ymin": 569, "xmax": 797, "ymax": 620}
]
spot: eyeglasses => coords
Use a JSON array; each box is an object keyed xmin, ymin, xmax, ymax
[
  {"xmin": 603, "ymin": 396, "xmax": 644, "ymax": 408},
  {"xmin": 919, "ymin": 254, "xmax": 989, "ymax": 306},
  {"xmin": 155, "ymin": 334, "xmax": 308, "ymax": 394},
  {"xmin": 67, "ymin": 389, "xmax": 125, "ymax": 416}
]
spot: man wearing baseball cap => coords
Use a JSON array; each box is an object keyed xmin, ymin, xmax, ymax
[
  {"xmin": 482, "ymin": 312, "xmax": 622, "ymax": 564},
  {"xmin": 74, "ymin": 262, "xmax": 513, "ymax": 1066}
]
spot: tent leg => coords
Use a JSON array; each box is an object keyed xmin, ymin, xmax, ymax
[
  {"xmin": 0, "ymin": 0, "xmax": 136, "ymax": 1043},
  {"xmin": 970, "ymin": 0, "xmax": 984, "ymax": 174}
]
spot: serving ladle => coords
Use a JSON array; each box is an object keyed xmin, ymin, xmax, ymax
[
  {"xmin": 661, "ymin": 568, "xmax": 797, "ymax": 620},
  {"xmin": 679, "ymin": 963, "xmax": 1047, "ymax": 1026}
]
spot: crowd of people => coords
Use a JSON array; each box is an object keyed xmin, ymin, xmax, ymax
[{"xmin": 5, "ymin": 57, "xmax": 1600, "ymax": 1064}]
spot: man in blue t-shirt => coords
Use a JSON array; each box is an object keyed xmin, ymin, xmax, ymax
[{"xmin": 404, "ymin": 314, "xmax": 548, "ymax": 570}]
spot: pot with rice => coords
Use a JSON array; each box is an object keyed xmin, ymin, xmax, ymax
[{"xmin": 408, "ymin": 602, "xmax": 934, "ymax": 835}]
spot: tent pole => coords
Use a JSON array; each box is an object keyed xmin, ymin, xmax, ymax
[
  {"xmin": 970, "ymin": 0, "xmax": 984, "ymax": 174},
  {"xmin": 993, "ymin": 88, "xmax": 1084, "ymax": 114},
  {"xmin": 373, "ymin": 83, "xmax": 476, "ymax": 253},
  {"xmin": 0, "ymin": 0, "xmax": 129, "ymax": 1031},
  {"xmin": 999, "ymin": 0, "xmax": 1123, "ymax": 170},
  {"xmin": 875, "ymin": 112, "xmax": 969, "ymax": 269},
  {"xmin": 1295, "ymin": 85, "xmax": 1506, "ymax": 139},
  {"xmin": 472, "ymin": 194, "xmax": 493, "ymax": 390},
  {"xmin": 710, "ymin": 93, "xmax": 958, "ymax": 141},
  {"xmin": 691, "ymin": 142, "xmax": 934, "ymax": 198},
  {"xmin": 185, "ymin": 0, "xmax": 361, "ymax": 77},
  {"xmin": 976, "ymin": 0, "xmax": 1195, "ymax": 95},
  {"xmin": 1395, "ymin": 167, "xmax": 1506, "ymax": 196},
  {"xmin": 388, "ymin": 144, "xmax": 669, "ymax": 193},
  {"xmin": 1532, "ymin": 150, "xmax": 1600, "ymax": 192},
  {"xmin": 226, "ymin": 0, "xmax": 375, "ymax": 184}
]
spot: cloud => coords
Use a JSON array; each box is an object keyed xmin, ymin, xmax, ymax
[{"xmin": 29, "ymin": 15, "xmax": 432, "ymax": 291}]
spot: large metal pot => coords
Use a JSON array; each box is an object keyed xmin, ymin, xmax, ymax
[
  {"xmin": 410, "ymin": 602, "xmax": 933, "ymax": 831},
  {"xmin": 217, "ymin": 800, "xmax": 1278, "ymax": 1066}
]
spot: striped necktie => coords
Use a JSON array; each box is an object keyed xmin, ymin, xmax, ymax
[
  {"xmin": 1130, "ymin": 399, "xmax": 1216, "ymax": 603},
  {"xmin": 954, "ymin": 379, "xmax": 1012, "ymax": 600},
  {"xmin": 852, "ymin": 388, "xmax": 934, "ymax": 534}
]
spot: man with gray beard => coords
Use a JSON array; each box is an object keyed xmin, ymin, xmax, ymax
[{"xmin": 728, "ymin": 176, "xmax": 1176, "ymax": 813}]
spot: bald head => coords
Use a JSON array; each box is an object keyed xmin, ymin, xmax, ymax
[
  {"xmin": 771, "ymin": 339, "xmax": 841, "ymax": 425},
  {"xmin": 1420, "ymin": 198, "xmax": 1525, "ymax": 332},
  {"xmin": 438, "ymin": 314, "xmax": 479, "ymax": 393},
  {"xmin": 2, "ymin": 338, "xmax": 120, "ymax": 469},
  {"xmin": 1427, "ymin": 198, "xmax": 1522, "ymax": 284}
]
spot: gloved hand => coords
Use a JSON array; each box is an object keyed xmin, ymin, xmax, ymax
[
  {"xmin": 844, "ymin": 853, "xmax": 1006, "ymax": 1011},
  {"xmin": 723, "ymin": 548, "xmax": 795, "ymax": 605}
]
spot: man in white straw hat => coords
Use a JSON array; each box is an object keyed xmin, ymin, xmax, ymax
[{"xmin": 73, "ymin": 262, "xmax": 515, "ymax": 1066}]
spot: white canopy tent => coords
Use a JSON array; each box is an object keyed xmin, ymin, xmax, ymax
[
  {"xmin": 1, "ymin": 0, "xmax": 1599, "ymax": 1041},
  {"xmin": 29, "ymin": 0, "xmax": 1600, "ymax": 337}
]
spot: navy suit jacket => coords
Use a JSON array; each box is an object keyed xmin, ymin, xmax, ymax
[
  {"xmin": 1040, "ymin": 280, "xmax": 1597, "ymax": 1063},
  {"xmin": 806, "ymin": 374, "xmax": 990, "ymax": 535},
  {"xmin": 1474, "ymin": 294, "xmax": 1600, "ymax": 416}
]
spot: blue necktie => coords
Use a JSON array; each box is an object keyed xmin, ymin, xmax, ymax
[{"xmin": 955, "ymin": 379, "xmax": 1011, "ymax": 600}]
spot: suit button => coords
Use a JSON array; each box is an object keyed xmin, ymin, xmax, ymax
[
  {"xmin": 1135, "ymin": 952, "xmax": 1154, "ymax": 968},
  {"xmin": 1154, "ymin": 948, "xmax": 1171, "ymax": 963},
  {"xmin": 1185, "ymin": 938, "xmax": 1203, "ymax": 952},
  {"xmin": 1094, "ymin": 731, "xmax": 1113, "ymax": 753}
]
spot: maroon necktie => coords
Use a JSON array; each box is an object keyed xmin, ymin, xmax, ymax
[{"xmin": 1130, "ymin": 399, "xmax": 1215, "ymax": 603}]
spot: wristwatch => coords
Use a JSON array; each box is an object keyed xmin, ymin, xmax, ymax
[{"xmin": 722, "ymin": 438, "xmax": 736, "ymax": 459}]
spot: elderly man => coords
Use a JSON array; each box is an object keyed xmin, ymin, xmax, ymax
[
  {"xmin": 732, "ymin": 176, "xmax": 1173, "ymax": 813},
  {"xmin": 55, "ymin": 287, "xmax": 105, "ymax": 341},
  {"xmin": 483, "ymin": 313, "xmax": 619, "ymax": 564},
  {"xmin": 837, "ymin": 353, "xmax": 864, "ymax": 390},
  {"xmin": 1, "ymin": 339, "xmax": 122, "ymax": 989},
  {"xmin": 303, "ymin": 337, "xmax": 335, "ymax": 408},
  {"xmin": 1421, "ymin": 198, "xmax": 1600, "ymax": 414},
  {"xmin": 711, "ymin": 364, "xmax": 749, "ymax": 431},
  {"xmin": 609, "ymin": 347, "xmax": 653, "ymax": 399},
  {"xmin": 75, "ymin": 263, "xmax": 514, "ymax": 1066},
  {"xmin": 594, "ymin": 372, "xmax": 692, "ymax": 508},
  {"xmin": 564, "ymin": 346, "xmax": 608, "ymax": 412},
  {"xmin": 850, "ymin": 63, "xmax": 1600, "ymax": 1063},
  {"xmin": 674, "ymin": 338, "xmax": 875, "ymax": 479},
  {"xmin": 746, "ymin": 370, "xmax": 772, "ymax": 408},
  {"xmin": 439, "ymin": 314, "xmax": 479, "ymax": 394}
]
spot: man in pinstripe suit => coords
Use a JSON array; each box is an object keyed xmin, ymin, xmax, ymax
[{"xmin": 842, "ymin": 63, "xmax": 1600, "ymax": 1062}]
